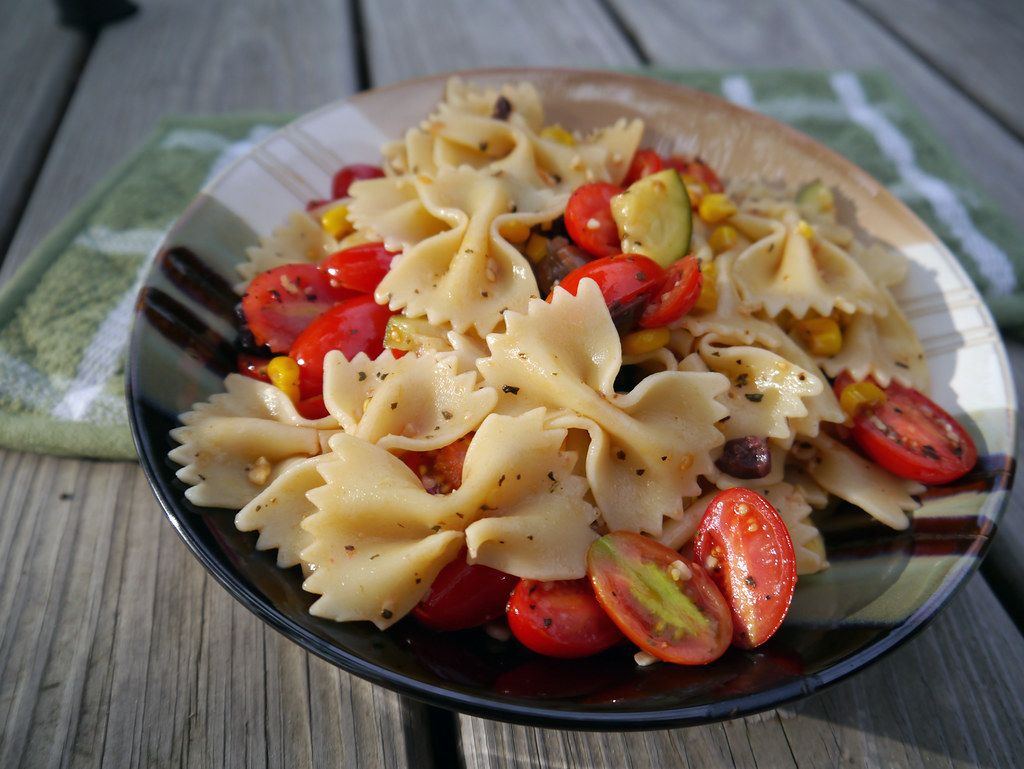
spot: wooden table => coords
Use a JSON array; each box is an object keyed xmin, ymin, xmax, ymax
[{"xmin": 2, "ymin": 1, "xmax": 1022, "ymax": 766}]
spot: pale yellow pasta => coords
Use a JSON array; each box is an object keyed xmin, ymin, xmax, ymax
[
  {"xmin": 759, "ymin": 483, "xmax": 828, "ymax": 575},
  {"xmin": 237, "ymin": 211, "xmax": 338, "ymax": 285}
]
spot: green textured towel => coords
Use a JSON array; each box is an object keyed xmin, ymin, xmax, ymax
[{"xmin": 0, "ymin": 72, "xmax": 1021, "ymax": 460}]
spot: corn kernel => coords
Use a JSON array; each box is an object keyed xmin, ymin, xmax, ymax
[
  {"xmin": 793, "ymin": 317, "xmax": 843, "ymax": 356},
  {"xmin": 540, "ymin": 124, "xmax": 576, "ymax": 146},
  {"xmin": 384, "ymin": 315, "xmax": 442, "ymax": 352},
  {"xmin": 524, "ymin": 232, "xmax": 548, "ymax": 263},
  {"xmin": 698, "ymin": 193, "xmax": 737, "ymax": 224},
  {"xmin": 708, "ymin": 225, "xmax": 739, "ymax": 254},
  {"xmin": 320, "ymin": 204, "xmax": 353, "ymax": 239},
  {"xmin": 501, "ymin": 220, "xmax": 531, "ymax": 244},
  {"xmin": 694, "ymin": 260, "xmax": 718, "ymax": 312},
  {"xmin": 622, "ymin": 327, "xmax": 671, "ymax": 356},
  {"xmin": 267, "ymin": 356, "xmax": 301, "ymax": 403},
  {"xmin": 839, "ymin": 380, "xmax": 887, "ymax": 418},
  {"xmin": 797, "ymin": 219, "xmax": 815, "ymax": 240}
]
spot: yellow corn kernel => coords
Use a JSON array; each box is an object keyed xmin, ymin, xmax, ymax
[
  {"xmin": 524, "ymin": 232, "xmax": 549, "ymax": 263},
  {"xmin": 320, "ymin": 204, "xmax": 353, "ymax": 239},
  {"xmin": 708, "ymin": 224, "xmax": 739, "ymax": 254},
  {"xmin": 698, "ymin": 193, "xmax": 737, "ymax": 224},
  {"xmin": 793, "ymin": 317, "xmax": 843, "ymax": 356},
  {"xmin": 267, "ymin": 356, "xmax": 300, "ymax": 403},
  {"xmin": 540, "ymin": 124, "xmax": 576, "ymax": 146},
  {"xmin": 622, "ymin": 327, "xmax": 671, "ymax": 356},
  {"xmin": 839, "ymin": 380, "xmax": 887, "ymax": 418},
  {"xmin": 797, "ymin": 219, "xmax": 815, "ymax": 240},
  {"xmin": 501, "ymin": 220, "xmax": 531, "ymax": 244},
  {"xmin": 694, "ymin": 260, "xmax": 718, "ymax": 312}
]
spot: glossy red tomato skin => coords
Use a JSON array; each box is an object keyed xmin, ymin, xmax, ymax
[
  {"xmin": 320, "ymin": 242, "xmax": 398, "ymax": 294},
  {"xmin": 399, "ymin": 434, "xmax": 473, "ymax": 495},
  {"xmin": 241, "ymin": 264, "xmax": 357, "ymax": 353},
  {"xmin": 507, "ymin": 579, "xmax": 624, "ymax": 659},
  {"xmin": 693, "ymin": 488, "xmax": 797, "ymax": 650},
  {"xmin": 289, "ymin": 295, "xmax": 393, "ymax": 399},
  {"xmin": 554, "ymin": 255, "xmax": 665, "ymax": 313},
  {"xmin": 588, "ymin": 532, "xmax": 733, "ymax": 665},
  {"xmin": 623, "ymin": 149, "xmax": 664, "ymax": 186},
  {"xmin": 639, "ymin": 255, "xmax": 703, "ymax": 328},
  {"xmin": 413, "ymin": 550, "xmax": 519, "ymax": 631},
  {"xmin": 836, "ymin": 377, "xmax": 978, "ymax": 484},
  {"xmin": 663, "ymin": 156, "xmax": 725, "ymax": 193},
  {"xmin": 296, "ymin": 394, "xmax": 329, "ymax": 420},
  {"xmin": 564, "ymin": 182, "xmax": 624, "ymax": 258},
  {"xmin": 237, "ymin": 353, "xmax": 272, "ymax": 383},
  {"xmin": 331, "ymin": 164, "xmax": 385, "ymax": 199}
]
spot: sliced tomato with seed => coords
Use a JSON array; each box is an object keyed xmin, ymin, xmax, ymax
[
  {"xmin": 413, "ymin": 548, "xmax": 519, "ymax": 631},
  {"xmin": 564, "ymin": 182, "xmax": 624, "ymax": 258},
  {"xmin": 331, "ymin": 163, "xmax": 385, "ymax": 199},
  {"xmin": 320, "ymin": 242, "xmax": 399, "ymax": 294},
  {"xmin": 289, "ymin": 295, "xmax": 393, "ymax": 399},
  {"xmin": 241, "ymin": 263, "xmax": 357, "ymax": 353},
  {"xmin": 663, "ymin": 156, "xmax": 725, "ymax": 193},
  {"xmin": 623, "ymin": 149, "xmax": 664, "ymax": 186},
  {"xmin": 693, "ymin": 488, "xmax": 797, "ymax": 650},
  {"xmin": 553, "ymin": 255, "xmax": 665, "ymax": 330},
  {"xmin": 399, "ymin": 434, "xmax": 473, "ymax": 495},
  {"xmin": 507, "ymin": 579, "xmax": 624, "ymax": 659},
  {"xmin": 587, "ymin": 532, "xmax": 733, "ymax": 665},
  {"xmin": 835, "ymin": 374, "xmax": 978, "ymax": 484},
  {"xmin": 639, "ymin": 255, "xmax": 702, "ymax": 328}
]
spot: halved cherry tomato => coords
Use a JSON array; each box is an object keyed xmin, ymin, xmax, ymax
[
  {"xmin": 507, "ymin": 579, "xmax": 624, "ymax": 659},
  {"xmin": 834, "ymin": 374, "xmax": 977, "ymax": 484},
  {"xmin": 693, "ymin": 488, "xmax": 797, "ymax": 650},
  {"xmin": 553, "ymin": 255, "xmax": 665, "ymax": 330},
  {"xmin": 638, "ymin": 255, "xmax": 703, "ymax": 328},
  {"xmin": 320, "ymin": 242, "xmax": 399, "ymax": 294},
  {"xmin": 663, "ymin": 156, "xmax": 725, "ymax": 193},
  {"xmin": 564, "ymin": 182, "xmax": 623, "ymax": 258},
  {"xmin": 241, "ymin": 263, "xmax": 357, "ymax": 353},
  {"xmin": 331, "ymin": 164, "xmax": 385, "ymax": 199},
  {"xmin": 399, "ymin": 434, "xmax": 473, "ymax": 495},
  {"xmin": 413, "ymin": 548, "xmax": 519, "ymax": 631},
  {"xmin": 623, "ymin": 149, "xmax": 664, "ymax": 186},
  {"xmin": 237, "ymin": 353, "xmax": 272, "ymax": 383},
  {"xmin": 289, "ymin": 295, "xmax": 393, "ymax": 399},
  {"xmin": 588, "ymin": 532, "xmax": 732, "ymax": 665}
]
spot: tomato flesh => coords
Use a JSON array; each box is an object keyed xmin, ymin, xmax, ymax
[
  {"xmin": 241, "ymin": 263, "xmax": 357, "ymax": 353},
  {"xmin": 554, "ymin": 255, "xmax": 665, "ymax": 330},
  {"xmin": 623, "ymin": 149, "xmax": 664, "ymax": 186},
  {"xmin": 693, "ymin": 488, "xmax": 797, "ymax": 650},
  {"xmin": 320, "ymin": 242, "xmax": 398, "ymax": 294},
  {"xmin": 331, "ymin": 164, "xmax": 385, "ymax": 199},
  {"xmin": 587, "ymin": 532, "xmax": 733, "ymax": 665},
  {"xmin": 399, "ymin": 434, "xmax": 473, "ymax": 495},
  {"xmin": 507, "ymin": 579, "xmax": 624, "ymax": 659},
  {"xmin": 289, "ymin": 295, "xmax": 393, "ymax": 399},
  {"xmin": 564, "ymin": 182, "xmax": 624, "ymax": 258},
  {"xmin": 413, "ymin": 548, "xmax": 519, "ymax": 631},
  {"xmin": 639, "ymin": 255, "xmax": 703, "ymax": 328},
  {"xmin": 837, "ymin": 376, "xmax": 977, "ymax": 484},
  {"xmin": 663, "ymin": 156, "xmax": 725, "ymax": 193}
]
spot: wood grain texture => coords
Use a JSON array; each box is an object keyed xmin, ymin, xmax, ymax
[
  {"xmin": 459, "ymin": 576, "xmax": 1024, "ymax": 769},
  {"xmin": 851, "ymin": 0, "xmax": 1024, "ymax": 141},
  {"xmin": 0, "ymin": 0, "xmax": 87, "ymax": 260},
  {"xmin": 359, "ymin": 0, "xmax": 642, "ymax": 86}
]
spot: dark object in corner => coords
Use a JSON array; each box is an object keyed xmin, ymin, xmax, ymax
[{"xmin": 54, "ymin": 0, "xmax": 137, "ymax": 30}]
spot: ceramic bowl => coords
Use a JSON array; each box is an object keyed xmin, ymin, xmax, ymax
[{"xmin": 127, "ymin": 68, "xmax": 1017, "ymax": 729}]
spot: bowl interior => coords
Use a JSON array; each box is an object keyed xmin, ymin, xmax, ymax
[{"xmin": 128, "ymin": 69, "xmax": 1016, "ymax": 728}]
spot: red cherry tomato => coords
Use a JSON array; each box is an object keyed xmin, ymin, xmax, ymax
[
  {"xmin": 564, "ymin": 182, "xmax": 624, "ymax": 258},
  {"xmin": 413, "ymin": 549, "xmax": 519, "ymax": 631},
  {"xmin": 623, "ymin": 149, "xmax": 664, "ymax": 186},
  {"xmin": 553, "ymin": 255, "xmax": 665, "ymax": 329},
  {"xmin": 507, "ymin": 579, "xmax": 624, "ymax": 659},
  {"xmin": 296, "ymin": 394, "xmax": 329, "ymax": 420},
  {"xmin": 399, "ymin": 434, "xmax": 473, "ymax": 495},
  {"xmin": 693, "ymin": 488, "xmax": 797, "ymax": 650},
  {"xmin": 639, "ymin": 255, "xmax": 703, "ymax": 328},
  {"xmin": 289, "ymin": 295, "xmax": 393, "ymax": 399},
  {"xmin": 663, "ymin": 156, "xmax": 725, "ymax": 193},
  {"xmin": 237, "ymin": 353, "xmax": 271, "ymax": 383},
  {"xmin": 834, "ymin": 374, "xmax": 977, "ymax": 484},
  {"xmin": 241, "ymin": 264, "xmax": 357, "ymax": 353},
  {"xmin": 331, "ymin": 164, "xmax": 385, "ymax": 199},
  {"xmin": 587, "ymin": 532, "xmax": 733, "ymax": 665},
  {"xmin": 320, "ymin": 242, "xmax": 398, "ymax": 294}
]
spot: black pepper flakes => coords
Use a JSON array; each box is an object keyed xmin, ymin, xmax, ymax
[
  {"xmin": 502, "ymin": 385, "xmax": 520, "ymax": 394},
  {"xmin": 358, "ymin": 371, "xmax": 367, "ymax": 381},
  {"xmin": 390, "ymin": 402, "xmax": 398, "ymax": 410},
  {"xmin": 547, "ymin": 471, "xmax": 556, "ymax": 482},
  {"xmin": 636, "ymin": 468, "xmax": 645, "ymax": 476},
  {"xmin": 543, "ymin": 618, "xmax": 552, "ymax": 628},
  {"xmin": 745, "ymin": 393, "xmax": 765, "ymax": 403},
  {"xmin": 381, "ymin": 609, "xmax": 393, "ymax": 620},
  {"xmin": 442, "ymin": 410, "xmax": 453, "ymax": 420},
  {"xmin": 344, "ymin": 545, "xmax": 355, "ymax": 552},
  {"xmin": 615, "ymin": 449, "xmax": 626, "ymax": 460},
  {"xmin": 492, "ymin": 95, "xmax": 512, "ymax": 120}
]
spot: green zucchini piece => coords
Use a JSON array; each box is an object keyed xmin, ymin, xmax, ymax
[
  {"xmin": 610, "ymin": 169, "xmax": 692, "ymax": 268},
  {"xmin": 796, "ymin": 180, "xmax": 835, "ymax": 216}
]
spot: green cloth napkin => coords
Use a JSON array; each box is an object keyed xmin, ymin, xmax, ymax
[{"xmin": 0, "ymin": 71, "xmax": 1021, "ymax": 460}]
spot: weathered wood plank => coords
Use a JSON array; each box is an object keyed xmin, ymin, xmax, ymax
[
  {"xmin": 360, "ymin": 0, "xmax": 642, "ymax": 87},
  {"xmin": 459, "ymin": 575, "xmax": 1024, "ymax": 768},
  {"xmin": 850, "ymin": 0, "xmax": 1024, "ymax": 141},
  {"xmin": 0, "ymin": 0, "xmax": 87, "ymax": 260}
]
